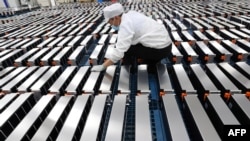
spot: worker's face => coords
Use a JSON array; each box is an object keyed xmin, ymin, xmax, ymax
[{"xmin": 109, "ymin": 16, "xmax": 120, "ymax": 26}]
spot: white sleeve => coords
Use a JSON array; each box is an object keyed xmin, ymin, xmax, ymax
[{"xmin": 108, "ymin": 18, "xmax": 134, "ymax": 63}]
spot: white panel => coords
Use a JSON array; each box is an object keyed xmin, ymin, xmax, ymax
[
  {"xmin": 37, "ymin": 0, "xmax": 50, "ymax": 7},
  {"xmin": 51, "ymin": 0, "xmax": 56, "ymax": 6},
  {"xmin": 0, "ymin": 1, "xmax": 6, "ymax": 8},
  {"xmin": 7, "ymin": 0, "xmax": 20, "ymax": 8}
]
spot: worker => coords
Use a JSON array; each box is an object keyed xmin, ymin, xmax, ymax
[{"xmin": 91, "ymin": 3, "xmax": 172, "ymax": 73}]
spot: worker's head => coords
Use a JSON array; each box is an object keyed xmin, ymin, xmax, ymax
[{"xmin": 103, "ymin": 3, "xmax": 124, "ymax": 30}]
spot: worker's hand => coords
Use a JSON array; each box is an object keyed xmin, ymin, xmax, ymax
[{"xmin": 91, "ymin": 65, "xmax": 106, "ymax": 72}]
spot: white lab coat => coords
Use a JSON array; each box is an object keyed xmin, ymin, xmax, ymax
[{"xmin": 109, "ymin": 10, "xmax": 172, "ymax": 63}]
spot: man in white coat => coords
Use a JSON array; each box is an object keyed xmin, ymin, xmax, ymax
[{"xmin": 91, "ymin": 3, "xmax": 172, "ymax": 73}]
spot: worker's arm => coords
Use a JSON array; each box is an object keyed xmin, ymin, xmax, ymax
[
  {"xmin": 103, "ymin": 59, "xmax": 114, "ymax": 68},
  {"xmin": 91, "ymin": 59, "xmax": 114, "ymax": 72}
]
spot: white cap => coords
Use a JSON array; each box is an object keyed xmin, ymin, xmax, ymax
[{"xmin": 103, "ymin": 3, "xmax": 124, "ymax": 22}]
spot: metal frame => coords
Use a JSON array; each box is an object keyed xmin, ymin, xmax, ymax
[
  {"xmin": 77, "ymin": 27, "xmax": 90, "ymax": 36},
  {"xmin": 67, "ymin": 35, "xmax": 83, "ymax": 47},
  {"xmin": 137, "ymin": 65, "xmax": 150, "ymax": 94},
  {"xmin": 234, "ymin": 62, "xmax": 250, "ymax": 79},
  {"xmin": 5, "ymin": 95, "xmax": 56, "ymax": 141},
  {"xmin": 80, "ymin": 35, "xmax": 93, "ymax": 50},
  {"xmin": 0, "ymin": 39, "xmax": 14, "ymax": 47},
  {"xmin": 0, "ymin": 93, "xmax": 35, "ymax": 140},
  {"xmin": 99, "ymin": 27, "xmax": 111, "ymax": 36},
  {"xmin": 21, "ymin": 38, "xmax": 42, "ymax": 52},
  {"xmin": 218, "ymin": 62, "xmax": 250, "ymax": 94},
  {"xmin": 0, "ymin": 67, "xmax": 26, "ymax": 87},
  {"xmin": 117, "ymin": 65, "xmax": 130, "ymax": 94},
  {"xmin": 68, "ymin": 24, "xmax": 86, "ymax": 36},
  {"xmin": 48, "ymin": 66, "xmax": 77, "ymax": 95},
  {"xmin": 65, "ymin": 66, "xmax": 90, "ymax": 95},
  {"xmin": 49, "ymin": 25, "xmax": 71, "ymax": 37},
  {"xmin": 82, "ymin": 70, "xmax": 101, "ymax": 94},
  {"xmin": 2, "ymin": 30, "xmax": 22, "ymax": 39},
  {"xmin": 237, "ymin": 39, "xmax": 250, "ymax": 52},
  {"xmin": 14, "ymin": 48, "xmax": 40, "ymax": 66},
  {"xmin": 56, "ymin": 94, "xmax": 92, "ymax": 141},
  {"xmin": 201, "ymin": 18, "xmax": 225, "ymax": 31},
  {"xmin": 181, "ymin": 31, "xmax": 196, "ymax": 46},
  {"xmin": 40, "ymin": 47, "xmax": 61, "ymax": 66},
  {"xmin": 204, "ymin": 94, "xmax": 240, "ymax": 138},
  {"xmin": 25, "ymin": 25, "xmax": 49, "ymax": 38},
  {"xmin": 156, "ymin": 64, "xmax": 174, "ymax": 94},
  {"xmin": 219, "ymin": 29, "xmax": 240, "ymax": 43},
  {"xmin": 0, "ymin": 93, "xmax": 18, "ymax": 113},
  {"xmin": 37, "ymin": 37, "xmax": 55, "ymax": 48},
  {"xmin": 229, "ymin": 29, "xmax": 250, "ymax": 40},
  {"xmin": 17, "ymin": 66, "xmax": 50, "ymax": 93},
  {"xmin": 189, "ymin": 64, "xmax": 220, "ymax": 96},
  {"xmin": 173, "ymin": 10, "xmax": 184, "ymax": 21},
  {"xmin": 205, "ymin": 63, "xmax": 241, "ymax": 95},
  {"xmin": 98, "ymin": 34, "xmax": 109, "ymax": 45},
  {"xmin": 105, "ymin": 94, "xmax": 128, "ymax": 141},
  {"xmin": 7, "ymin": 26, "xmax": 34, "ymax": 39},
  {"xmin": 80, "ymin": 94, "xmax": 109, "ymax": 141},
  {"xmin": 99, "ymin": 65, "xmax": 116, "ymax": 94},
  {"xmin": 58, "ymin": 25, "xmax": 77, "ymax": 37},
  {"xmin": 57, "ymin": 36, "xmax": 74, "ymax": 47},
  {"xmin": 208, "ymin": 41, "xmax": 232, "ymax": 62},
  {"xmin": 10, "ymin": 38, "xmax": 31, "ymax": 50},
  {"xmin": 205, "ymin": 30, "xmax": 223, "ymax": 43},
  {"xmin": 89, "ymin": 44, "xmax": 105, "ymax": 65},
  {"xmin": 172, "ymin": 64, "xmax": 196, "ymax": 96},
  {"xmin": 180, "ymin": 42, "xmax": 198, "ymax": 64},
  {"xmin": 135, "ymin": 95, "xmax": 152, "ymax": 141},
  {"xmin": 170, "ymin": 31, "xmax": 183, "ymax": 47},
  {"xmin": 0, "ymin": 49, "xmax": 24, "ymax": 67},
  {"xmin": 163, "ymin": 19, "xmax": 177, "ymax": 31},
  {"xmin": 209, "ymin": 17, "xmax": 235, "ymax": 30},
  {"xmin": 47, "ymin": 36, "xmax": 64, "ymax": 48},
  {"xmin": 184, "ymin": 18, "xmax": 203, "ymax": 31},
  {"xmin": 0, "ymin": 50, "xmax": 12, "ymax": 58},
  {"xmin": 1, "ymin": 66, "xmax": 38, "ymax": 93},
  {"xmin": 240, "ymin": 28, "xmax": 250, "ymax": 35},
  {"xmin": 17, "ymin": 26, "xmax": 42, "ymax": 38},
  {"xmin": 162, "ymin": 94, "xmax": 190, "ymax": 141},
  {"xmin": 31, "ymin": 29, "xmax": 46, "ymax": 38},
  {"xmin": 67, "ymin": 46, "xmax": 86, "ymax": 66},
  {"xmin": 0, "ymin": 67, "xmax": 15, "ymax": 79},
  {"xmin": 27, "ymin": 48, "xmax": 50, "ymax": 66},
  {"xmin": 193, "ymin": 30, "xmax": 209, "ymax": 44},
  {"xmin": 30, "ymin": 66, "xmax": 62, "ymax": 96},
  {"xmin": 192, "ymin": 18, "xmax": 214, "ymax": 30},
  {"xmin": 221, "ymin": 40, "xmax": 249, "ymax": 61},
  {"xmin": 31, "ymin": 96, "xmax": 73, "ymax": 141},
  {"xmin": 183, "ymin": 95, "xmax": 221, "ymax": 141},
  {"xmin": 52, "ymin": 47, "xmax": 72, "ymax": 65},
  {"xmin": 104, "ymin": 44, "xmax": 115, "ymax": 60},
  {"xmin": 230, "ymin": 94, "xmax": 250, "ymax": 125},
  {"xmin": 169, "ymin": 43, "xmax": 183, "ymax": 64},
  {"xmin": 195, "ymin": 41, "xmax": 215, "ymax": 63},
  {"xmin": 0, "ymin": 38, "xmax": 22, "ymax": 50}
]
